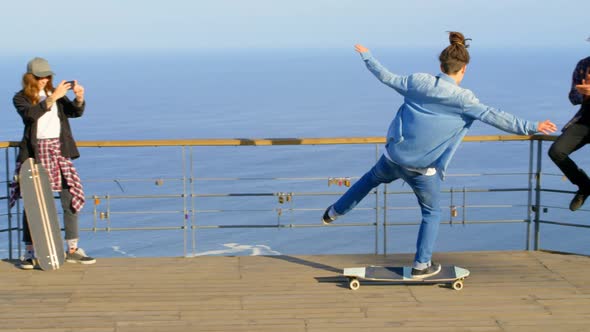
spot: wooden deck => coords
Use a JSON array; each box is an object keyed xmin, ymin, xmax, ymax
[{"xmin": 1, "ymin": 250, "xmax": 589, "ymax": 332}]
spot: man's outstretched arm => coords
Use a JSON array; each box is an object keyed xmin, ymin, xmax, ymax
[{"xmin": 355, "ymin": 44, "xmax": 408, "ymax": 95}]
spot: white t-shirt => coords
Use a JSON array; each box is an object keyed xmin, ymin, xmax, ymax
[{"xmin": 36, "ymin": 90, "xmax": 61, "ymax": 139}]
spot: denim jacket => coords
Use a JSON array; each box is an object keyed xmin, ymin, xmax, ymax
[{"xmin": 360, "ymin": 51, "xmax": 538, "ymax": 178}]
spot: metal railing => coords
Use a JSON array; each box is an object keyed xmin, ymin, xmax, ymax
[{"xmin": 1, "ymin": 135, "xmax": 588, "ymax": 259}]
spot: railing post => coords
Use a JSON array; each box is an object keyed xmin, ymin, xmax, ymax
[
  {"xmin": 106, "ymin": 195, "xmax": 111, "ymax": 231},
  {"xmin": 182, "ymin": 146, "xmax": 188, "ymax": 257},
  {"xmin": 5, "ymin": 148, "xmax": 13, "ymax": 260},
  {"xmin": 92, "ymin": 195, "xmax": 98, "ymax": 232},
  {"xmin": 14, "ymin": 148, "xmax": 21, "ymax": 258},
  {"xmin": 383, "ymin": 183, "xmax": 388, "ymax": 256},
  {"xmin": 533, "ymin": 139, "xmax": 543, "ymax": 250},
  {"xmin": 449, "ymin": 187, "xmax": 456, "ymax": 227},
  {"xmin": 374, "ymin": 144, "xmax": 379, "ymax": 255},
  {"xmin": 526, "ymin": 139, "xmax": 534, "ymax": 250},
  {"xmin": 190, "ymin": 146, "xmax": 196, "ymax": 257}
]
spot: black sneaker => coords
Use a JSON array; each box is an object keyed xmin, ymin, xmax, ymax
[
  {"xmin": 18, "ymin": 258, "xmax": 35, "ymax": 270},
  {"xmin": 66, "ymin": 248, "xmax": 96, "ymax": 265},
  {"xmin": 411, "ymin": 263, "xmax": 441, "ymax": 279},
  {"xmin": 569, "ymin": 190, "xmax": 590, "ymax": 211},
  {"xmin": 322, "ymin": 206, "xmax": 336, "ymax": 225}
]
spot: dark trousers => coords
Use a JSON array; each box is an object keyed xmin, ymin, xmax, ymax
[
  {"xmin": 548, "ymin": 123, "xmax": 590, "ymax": 192},
  {"xmin": 22, "ymin": 183, "xmax": 79, "ymax": 244}
]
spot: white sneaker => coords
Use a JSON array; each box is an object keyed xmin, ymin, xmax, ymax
[{"xmin": 66, "ymin": 248, "xmax": 96, "ymax": 264}]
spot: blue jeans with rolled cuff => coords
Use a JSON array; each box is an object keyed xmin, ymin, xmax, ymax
[{"xmin": 332, "ymin": 155, "xmax": 441, "ymax": 264}]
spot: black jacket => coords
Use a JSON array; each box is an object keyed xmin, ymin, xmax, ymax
[{"xmin": 13, "ymin": 90, "xmax": 85, "ymax": 163}]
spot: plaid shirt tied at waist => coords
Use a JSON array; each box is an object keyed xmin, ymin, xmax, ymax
[{"xmin": 10, "ymin": 138, "xmax": 85, "ymax": 212}]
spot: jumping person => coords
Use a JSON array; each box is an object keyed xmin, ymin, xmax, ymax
[
  {"xmin": 548, "ymin": 38, "xmax": 590, "ymax": 211},
  {"xmin": 11, "ymin": 57, "xmax": 96, "ymax": 269},
  {"xmin": 322, "ymin": 32, "xmax": 557, "ymax": 278}
]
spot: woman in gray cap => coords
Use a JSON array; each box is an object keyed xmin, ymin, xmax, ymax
[{"xmin": 11, "ymin": 57, "xmax": 96, "ymax": 269}]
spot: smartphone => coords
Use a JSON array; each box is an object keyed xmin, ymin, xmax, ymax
[{"xmin": 65, "ymin": 80, "xmax": 75, "ymax": 89}]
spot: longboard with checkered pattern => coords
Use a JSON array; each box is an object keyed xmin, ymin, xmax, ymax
[{"xmin": 19, "ymin": 158, "xmax": 64, "ymax": 271}]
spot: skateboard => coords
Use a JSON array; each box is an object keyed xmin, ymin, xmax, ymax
[
  {"xmin": 343, "ymin": 265, "xmax": 470, "ymax": 291},
  {"xmin": 19, "ymin": 158, "xmax": 64, "ymax": 271}
]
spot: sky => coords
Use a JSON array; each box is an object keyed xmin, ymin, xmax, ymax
[{"xmin": 1, "ymin": 0, "xmax": 588, "ymax": 54}]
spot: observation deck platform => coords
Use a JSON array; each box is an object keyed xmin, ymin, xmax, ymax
[{"xmin": 1, "ymin": 250, "xmax": 589, "ymax": 331}]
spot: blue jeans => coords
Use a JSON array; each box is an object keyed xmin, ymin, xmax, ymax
[{"xmin": 332, "ymin": 155, "xmax": 441, "ymax": 264}]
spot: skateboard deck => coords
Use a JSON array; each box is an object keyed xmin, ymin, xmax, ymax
[
  {"xmin": 19, "ymin": 158, "xmax": 64, "ymax": 271},
  {"xmin": 343, "ymin": 265, "xmax": 470, "ymax": 290}
]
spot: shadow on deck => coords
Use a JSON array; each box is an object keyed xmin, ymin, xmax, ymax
[{"xmin": 1, "ymin": 250, "xmax": 589, "ymax": 331}]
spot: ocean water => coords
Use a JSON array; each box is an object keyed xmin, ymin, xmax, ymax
[{"xmin": 1, "ymin": 47, "xmax": 589, "ymax": 259}]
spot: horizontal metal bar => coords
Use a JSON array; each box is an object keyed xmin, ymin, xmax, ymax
[
  {"xmin": 0, "ymin": 227, "xmax": 20, "ymax": 233},
  {"xmin": 385, "ymin": 219, "xmax": 527, "ymax": 226},
  {"xmin": 92, "ymin": 194, "xmax": 184, "ymax": 199},
  {"xmin": 444, "ymin": 173, "xmax": 529, "ymax": 177},
  {"xmin": 82, "ymin": 222, "xmax": 377, "ymax": 232},
  {"xmin": 538, "ymin": 204, "xmax": 581, "ymax": 211},
  {"xmin": 193, "ymin": 177, "xmax": 358, "ymax": 181},
  {"xmin": 81, "ymin": 219, "xmax": 527, "ymax": 233},
  {"xmin": 82, "ymin": 207, "xmax": 378, "ymax": 215},
  {"xmin": 542, "ymin": 172, "xmax": 570, "ymax": 177},
  {"xmin": 91, "ymin": 188, "xmax": 534, "ymax": 201},
  {"xmin": 167, "ymin": 174, "xmax": 530, "ymax": 181},
  {"xmin": 107, "ymin": 211, "xmax": 183, "ymax": 215},
  {"xmin": 83, "ymin": 226, "xmax": 186, "ymax": 232},
  {"xmin": 192, "ymin": 223, "xmax": 376, "ymax": 229},
  {"xmin": 86, "ymin": 174, "xmax": 530, "ymax": 183},
  {"xmin": 537, "ymin": 220, "xmax": 590, "ymax": 229},
  {"xmin": 385, "ymin": 204, "xmax": 526, "ymax": 211},
  {"xmin": 539, "ymin": 188, "xmax": 576, "ymax": 194},
  {"xmin": 386, "ymin": 188, "xmax": 529, "ymax": 195},
  {"xmin": 86, "ymin": 178, "xmax": 183, "ymax": 183},
  {"xmin": 91, "ymin": 192, "xmax": 358, "ymax": 199},
  {"xmin": 87, "ymin": 176, "xmax": 361, "ymax": 182},
  {"xmin": 192, "ymin": 192, "xmax": 351, "ymax": 198}
]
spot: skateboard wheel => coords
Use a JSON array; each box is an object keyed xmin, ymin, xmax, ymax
[
  {"xmin": 349, "ymin": 278, "xmax": 360, "ymax": 291},
  {"xmin": 452, "ymin": 280, "xmax": 464, "ymax": 291}
]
